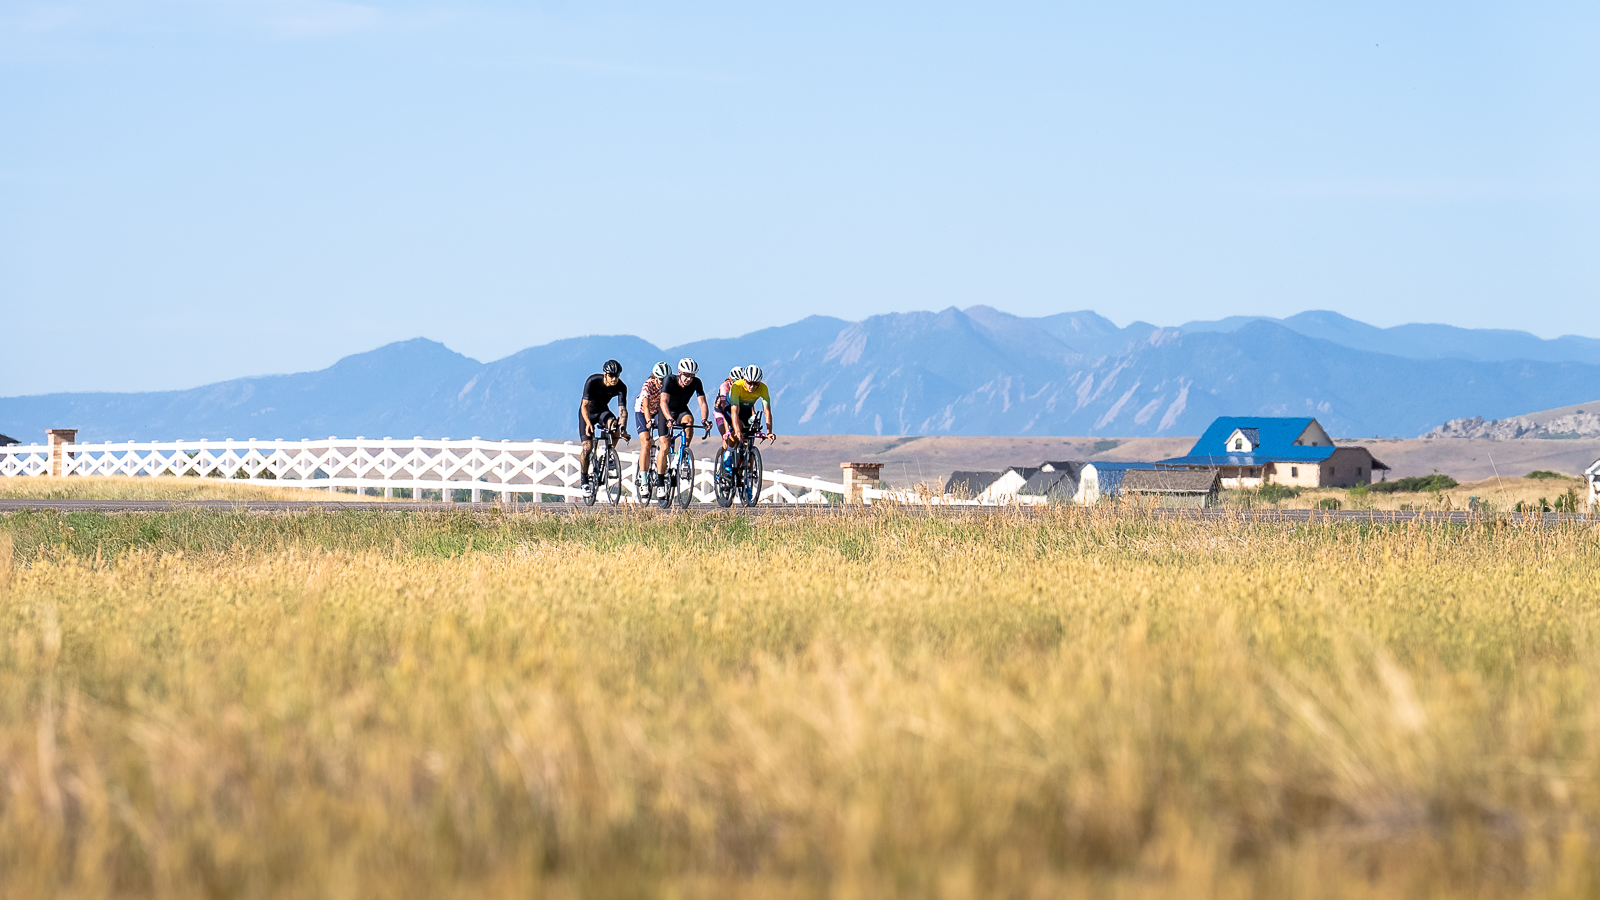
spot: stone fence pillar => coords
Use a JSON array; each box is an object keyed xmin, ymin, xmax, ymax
[
  {"xmin": 840, "ymin": 462, "xmax": 884, "ymax": 504},
  {"xmin": 47, "ymin": 429, "xmax": 78, "ymax": 477}
]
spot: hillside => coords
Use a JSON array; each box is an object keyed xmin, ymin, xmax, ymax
[
  {"xmin": 1424, "ymin": 400, "xmax": 1600, "ymax": 441},
  {"xmin": 6, "ymin": 308, "xmax": 1600, "ymax": 443}
]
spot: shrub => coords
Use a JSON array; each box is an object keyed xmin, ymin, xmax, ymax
[
  {"xmin": 1555, "ymin": 487, "xmax": 1581, "ymax": 513},
  {"xmin": 1369, "ymin": 474, "xmax": 1458, "ymax": 494},
  {"xmin": 1317, "ymin": 498, "xmax": 1342, "ymax": 511},
  {"xmin": 1257, "ymin": 483, "xmax": 1299, "ymax": 503},
  {"xmin": 1526, "ymin": 470, "xmax": 1566, "ymax": 480}
]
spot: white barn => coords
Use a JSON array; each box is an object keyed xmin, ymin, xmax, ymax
[{"xmin": 1587, "ymin": 458, "xmax": 1600, "ymax": 511}]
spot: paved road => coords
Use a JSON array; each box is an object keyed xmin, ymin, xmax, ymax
[{"xmin": 0, "ymin": 498, "xmax": 1594, "ymax": 525}]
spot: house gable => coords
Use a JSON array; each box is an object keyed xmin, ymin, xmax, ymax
[{"xmin": 1294, "ymin": 420, "xmax": 1333, "ymax": 447}]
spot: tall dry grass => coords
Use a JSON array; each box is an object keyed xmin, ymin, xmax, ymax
[
  {"xmin": 0, "ymin": 475, "xmax": 389, "ymax": 502},
  {"xmin": 2, "ymin": 508, "xmax": 1599, "ymax": 898}
]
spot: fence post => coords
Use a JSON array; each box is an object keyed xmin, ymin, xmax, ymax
[
  {"xmin": 46, "ymin": 429, "xmax": 78, "ymax": 477},
  {"xmin": 840, "ymin": 462, "xmax": 883, "ymax": 504}
]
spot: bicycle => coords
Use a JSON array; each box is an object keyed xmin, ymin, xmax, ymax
[
  {"xmin": 715, "ymin": 414, "xmax": 774, "ymax": 508},
  {"xmin": 582, "ymin": 419, "xmax": 628, "ymax": 506},
  {"xmin": 650, "ymin": 419, "xmax": 713, "ymax": 509}
]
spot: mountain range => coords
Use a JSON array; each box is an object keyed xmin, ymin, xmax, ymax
[{"xmin": 4, "ymin": 308, "xmax": 1599, "ymax": 443}]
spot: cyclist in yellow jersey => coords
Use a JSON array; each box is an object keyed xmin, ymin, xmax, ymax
[{"xmin": 726, "ymin": 364, "xmax": 776, "ymax": 448}]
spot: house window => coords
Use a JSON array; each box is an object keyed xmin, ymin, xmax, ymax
[
  {"xmin": 1233, "ymin": 438, "xmax": 1243, "ymax": 450},
  {"xmin": 1291, "ymin": 466, "xmax": 1298, "ymax": 477},
  {"xmin": 1357, "ymin": 467, "xmax": 1363, "ymax": 477}
]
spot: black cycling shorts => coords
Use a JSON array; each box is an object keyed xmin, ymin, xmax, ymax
[
  {"xmin": 579, "ymin": 408, "xmax": 617, "ymax": 440},
  {"xmin": 634, "ymin": 410, "xmax": 668, "ymax": 438},
  {"xmin": 734, "ymin": 403, "xmax": 761, "ymax": 431}
]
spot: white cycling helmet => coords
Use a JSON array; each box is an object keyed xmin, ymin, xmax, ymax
[
  {"xmin": 743, "ymin": 364, "xmax": 763, "ymax": 383},
  {"xmin": 729, "ymin": 366, "xmax": 742, "ymax": 380},
  {"xmin": 677, "ymin": 357, "xmax": 698, "ymax": 375},
  {"xmin": 651, "ymin": 361, "xmax": 671, "ymax": 380}
]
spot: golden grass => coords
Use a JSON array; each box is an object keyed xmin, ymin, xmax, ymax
[
  {"xmin": 2, "ymin": 508, "xmax": 1600, "ymax": 897},
  {"xmin": 0, "ymin": 476, "xmax": 390, "ymax": 502},
  {"xmin": 1240, "ymin": 474, "xmax": 1591, "ymax": 513}
]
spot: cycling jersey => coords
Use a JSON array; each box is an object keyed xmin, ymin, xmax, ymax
[
  {"xmin": 661, "ymin": 374, "xmax": 706, "ymax": 417},
  {"xmin": 634, "ymin": 376, "xmax": 663, "ymax": 415},
  {"xmin": 728, "ymin": 379, "xmax": 770, "ymax": 407},
  {"xmin": 581, "ymin": 373, "xmax": 627, "ymax": 412}
]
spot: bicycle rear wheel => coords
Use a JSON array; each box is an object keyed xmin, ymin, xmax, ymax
[
  {"xmin": 714, "ymin": 448, "xmax": 735, "ymax": 508},
  {"xmin": 602, "ymin": 446, "xmax": 622, "ymax": 505},
  {"xmin": 739, "ymin": 445, "xmax": 763, "ymax": 507}
]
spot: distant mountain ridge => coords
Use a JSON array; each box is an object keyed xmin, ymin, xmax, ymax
[{"xmin": 4, "ymin": 308, "xmax": 1599, "ymax": 442}]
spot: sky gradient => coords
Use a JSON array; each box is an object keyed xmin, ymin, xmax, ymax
[{"xmin": 3, "ymin": 1, "xmax": 1597, "ymax": 395}]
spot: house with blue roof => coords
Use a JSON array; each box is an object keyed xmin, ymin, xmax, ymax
[{"xmin": 1158, "ymin": 417, "xmax": 1389, "ymax": 489}]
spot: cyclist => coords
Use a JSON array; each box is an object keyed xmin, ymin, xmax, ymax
[
  {"xmin": 656, "ymin": 357, "xmax": 710, "ymax": 483},
  {"xmin": 633, "ymin": 361, "xmax": 672, "ymax": 492},
  {"xmin": 578, "ymin": 359, "xmax": 628, "ymax": 490},
  {"xmin": 727, "ymin": 364, "xmax": 777, "ymax": 450},
  {"xmin": 713, "ymin": 366, "xmax": 740, "ymax": 446}
]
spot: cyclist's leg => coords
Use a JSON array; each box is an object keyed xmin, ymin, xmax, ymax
[
  {"xmin": 676, "ymin": 411, "xmax": 696, "ymax": 449},
  {"xmin": 653, "ymin": 414, "xmax": 671, "ymax": 474},
  {"xmin": 590, "ymin": 412, "xmax": 616, "ymax": 480},
  {"xmin": 634, "ymin": 411, "xmax": 654, "ymax": 484},
  {"xmin": 579, "ymin": 408, "xmax": 596, "ymax": 483}
]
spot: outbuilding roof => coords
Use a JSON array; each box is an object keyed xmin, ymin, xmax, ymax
[
  {"xmin": 1019, "ymin": 470, "xmax": 1078, "ymax": 498},
  {"xmin": 0, "ymin": 433, "xmax": 17, "ymax": 447},
  {"xmin": 945, "ymin": 470, "xmax": 1001, "ymax": 497},
  {"xmin": 1121, "ymin": 469, "xmax": 1221, "ymax": 494}
]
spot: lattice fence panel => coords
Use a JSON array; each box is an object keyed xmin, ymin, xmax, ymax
[{"xmin": 1, "ymin": 438, "xmax": 846, "ymax": 504}]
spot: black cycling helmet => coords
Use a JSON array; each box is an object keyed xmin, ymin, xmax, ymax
[{"xmin": 602, "ymin": 359, "xmax": 622, "ymax": 376}]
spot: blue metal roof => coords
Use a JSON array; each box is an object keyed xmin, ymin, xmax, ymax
[
  {"xmin": 1164, "ymin": 417, "xmax": 1336, "ymax": 464},
  {"xmin": 1158, "ymin": 450, "xmax": 1333, "ymax": 467}
]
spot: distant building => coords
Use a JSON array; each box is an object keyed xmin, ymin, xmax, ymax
[
  {"xmin": 978, "ymin": 466, "xmax": 1041, "ymax": 503},
  {"xmin": 1077, "ymin": 461, "xmax": 1158, "ymax": 506},
  {"xmin": 0, "ymin": 433, "xmax": 17, "ymax": 447},
  {"xmin": 944, "ymin": 470, "xmax": 1002, "ymax": 499},
  {"xmin": 1120, "ymin": 469, "xmax": 1221, "ymax": 508},
  {"xmin": 1158, "ymin": 417, "xmax": 1389, "ymax": 488},
  {"xmin": 1586, "ymin": 459, "xmax": 1600, "ymax": 511},
  {"xmin": 1018, "ymin": 464, "xmax": 1082, "ymax": 503}
]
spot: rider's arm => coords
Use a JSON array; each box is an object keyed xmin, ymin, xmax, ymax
[
  {"xmin": 580, "ymin": 397, "xmax": 592, "ymax": 427},
  {"xmin": 698, "ymin": 393, "xmax": 709, "ymax": 424}
]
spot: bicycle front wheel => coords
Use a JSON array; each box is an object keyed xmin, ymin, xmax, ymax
[
  {"xmin": 602, "ymin": 447, "xmax": 622, "ymax": 505},
  {"xmin": 656, "ymin": 441, "xmax": 677, "ymax": 509},
  {"xmin": 582, "ymin": 455, "xmax": 599, "ymax": 506},
  {"xmin": 739, "ymin": 445, "xmax": 763, "ymax": 507},
  {"xmin": 675, "ymin": 448, "xmax": 695, "ymax": 508},
  {"xmin": 714, "ymin": 448, "xmax": 735, "ymax": 508}
]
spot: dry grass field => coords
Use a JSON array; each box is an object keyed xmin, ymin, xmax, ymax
[
  {"xmin": 1232, "ymin": 473, "xmax": 1592, "ymax": 514},
  {"xmin": 0, "ymin": 476, "xmax": 387, "ymax": 503},
  {"xmin": 3, "ymin": 508, "xmax": 1600, "ymax": 898}
]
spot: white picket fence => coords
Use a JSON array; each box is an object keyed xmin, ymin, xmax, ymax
[{"xmin": 0, "ymin": 437, "xmax": 843, "ymax": 505}]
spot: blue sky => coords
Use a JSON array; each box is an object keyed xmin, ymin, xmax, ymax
[{"xmin": 3, "ymin": 1, "xmax": 1597, "ymax": 394}]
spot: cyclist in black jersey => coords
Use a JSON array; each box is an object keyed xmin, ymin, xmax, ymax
[
  {"xmin": 578, "ymin": 359, "xmax": 629, "ymax": 489},
  {"xmin": 653, "ymin": 357, "xmax": 709, "ymax": 482}
]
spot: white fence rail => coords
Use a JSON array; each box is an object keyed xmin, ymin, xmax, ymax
[{"xmin": 0, "ymin": 437, "xmax": 844, "ymax": 505}]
